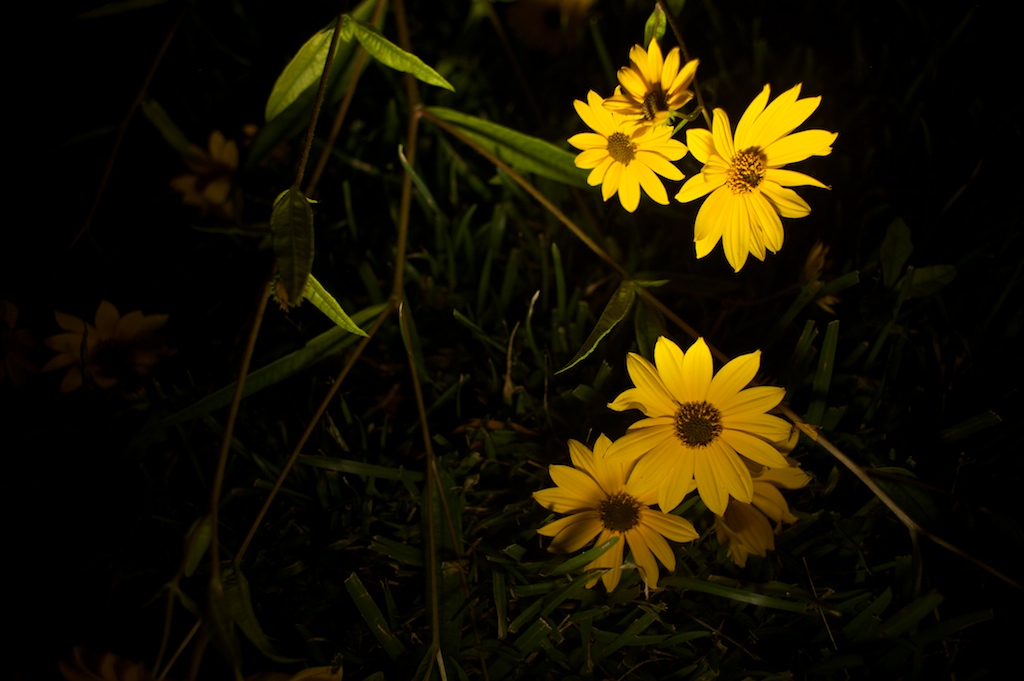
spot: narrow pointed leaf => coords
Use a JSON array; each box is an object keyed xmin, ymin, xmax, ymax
[
  {"xmin": 220, "ymin": 567, "xmax": 301, "ymax": 663},
  {"xmin": 141, "ymin": 98, "xmax": 195, "ymax": 158},
  {"xmin": 348, "ymin": 18, "xmax": 454, "ymax": 91},
  {"xmin": 427, "ymin": 107, "xmax": 589, "ymax": 187},
  {"xmin": 345, "ymin": 573, "xmax": 406, "ymax": 660},
  {"xmin": 557, "ymin": 280, "xmax": 636, "ymax": 374},
  {"xmin": 248, "ymin": 0, "xmax": 382, "ymax": 169},
  {"xmin": 265, "ymin": 26, "xmax": 336, "ymax": 122},
  {"xmin": 272, "ymin": 185, "xmax": 314, "ymax": 305},
  {"xmin": 895, "ymin": 264, "xmax": 956, "ymax": 298},
  {"xmin": 303, "ymin": 274, "xmax": 368, "ymax": 336},
  {"xmin": 881, "ymin": 218, "xmax": 913, "ymax": 288},
  {"xmin": 543, "ymin": 536, "xmax": 620, "ymax": 576},
  {"xmin": 182, "ymin": 515, "xmax": 213, "ymax": 578},
  {"xmin": 644, "ymin": 6, "xmax": 667, "ymax": 47}
]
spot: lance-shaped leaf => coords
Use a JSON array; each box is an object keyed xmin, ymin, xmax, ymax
[
  {"xmin": 644, "ymin": 5, "xmax": 667, "ymax": 47},
  {"xmin": 271, "ymin": 185, "xmax": 314, "ymax": 305},
  {"xmin": 341, "ymin": 17, "xmax": 454, "ymax": 91},
  {"xmin": 556, "ymin": 280, "xmax": 665, "ymax": 374},
  {"xmin": 303, "ymin": 274, "xmax": 369, "ymax": 336},
  {"xmin": 427, "ymin": 107, "xmax": 589, "ymax": 188},
  {"xmin": 248, "ymin": 0, "xmax": 382, "ymax": 169},
  {"xmin": 215, "ymin": 567, "xmax": 301, "ymax": 663}
]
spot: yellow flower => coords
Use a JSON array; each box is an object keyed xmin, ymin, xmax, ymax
[
  {"xmin": 569, "ymin": 90, "xmax": 687, "ymax": 212},
  {"xmin": 603, "ymin": 38, "xmax": 699, "ymax": 128},
  {"xmin": 715, "ymin": 464, "xmax": 811, "ymax": 567},
  {"xmin": 533, "ymin": 434, "xmax": 698, "ymax": 592},
  {"xmin": 675, "ymin": 84, "xmax": 838, "ymax": 272},
  {"xmin": 606, "ymin": 336, "xmax": 791, "ymax": 515},
  {"xmin": 0, "ymin": 300, "xmax": 35, "ymax": 387},
  {"xmin": 43, "ymin": 301, "xmax": 169, "ymax": 394},
  {"xmin": 170, "ymin": 130, "xmax": 238, "ymax": 218}
]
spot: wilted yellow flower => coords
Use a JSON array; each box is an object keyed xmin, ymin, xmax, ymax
[
  {"xmin": 801, "ymin": 241, "xmax": 840, "ymax": 313},
  {"xmin": 675, "ymin": 84, "xmax": 837, "ymax": 271},
  {"xmin": 0, "ymin": 300, "xmax": 35, "ymax": 387},
  {"xmin": 533, "ymin": 434, "xmax": 699, "ymax": 592},
  {"xmin": 170, "ymin": 130, "xmax": 238, "ymax": 218},
  {"xmin": 606, "ymin": 336, "xmax": 791, "ymax": 515},
  {"xmin": 43, "ymin": 301, "xmax": 169, "ymax": 394},
  {"xmin": 569, "ymin": 90, "xmax": 687, "ymax": 212},
  {"xmin": 715, "ymin": 464, "xmax": 811, "ymax": 567},
  {"xmin": 603, "ymin": 38, "xmax": 699, "ymax": 128}
]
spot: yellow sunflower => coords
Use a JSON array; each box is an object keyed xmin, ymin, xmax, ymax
[
  {"xmin": 603, "ymin": 38, "xmax": 699, "ymax": 128},
  {"xmin": 170, "ymin": 129, "xmax": 239, "ymax": 218},
  {"xmin": 533, "ymin": 434, "xmax": 699, "ymax": 592},
  {"xmin": 569, "ymin": 90, "xmax": 687, "ymax": 213},
  {"xmin": 43, "ymin": 301, "xmax": 169, "ymax": 394},
  {"xmin": 675, "ymin": 84, "xmax": 838, "ymax": 272},
  {"xmin": 606, "ymin": 336, "xmax": 791, "ymax": 516},
  {"xmin": 715, "ymin": 464, "xmax": 811, "ymax": 567}
]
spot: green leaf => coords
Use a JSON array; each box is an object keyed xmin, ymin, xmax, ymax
[
  {"xmin": 542, "ymin": 536, "xmax": 619, "ymax": 576},
  {"xmin": 219, "ymin": 567, "xmax": 301, "ymax": 663},
  {"xmin": 881, "ymin": 218, "xmax": 913, "ymax": 288},
  {"xmin": 144, "ymin": 304, "xmax": 384, "ymax": 431},
  {"xmin": 806, "ymin": 320, "xmax": 839, "ymax": 426},
  {"xmin": 939, "ymin": 410, "xmax": 1002, "ymax": 442},
  {"xmin": 140, "ymin": 99, "xmax": 196, "ymax": 158},
  {"xmin": 644, "ymin": 6, "xmax": 667, "ymax": 48},
  {"xmin": 265, "ymin": 26, "xmax": 335, "ymax": 122},
  {"xmin": 557, "ymin": 280, "xmax": 637, "ymax": 374},
  {"xmin": 345, "ymin": 17, "xmax": 454, "ymax": 91},
  {"xmin": 667, "ymin": 576, "xmax": 810, "ymax": 613},
  {"xmin": 345, "ymin": 573, "xmax": 407, "ymax": 660},
  {"xmin": 426, "ymin": 107, "xmax": 589, "ymax": 188},
  {"xmin": 869, "ymin": 467, "xmax": 942, "ymax": 528},
  {"xmin": 894, "ymin": 264, "xmax": 957, "ymax": 297},
  {"xmin": 876, "ymin": 592, "xmax": 944, "ymax": 639},
  {"xmin": 248, "ymin": 0, "xmax": 382, "ymax": 169},
  {"xmin": 182, "ymin": 515, "xmax": 212, "ymax": 578},
  {"xmin": 302, "ymin": 274, "xmax": 368, "ymax": 336},
  {"xmin": 271, "ymin": 185, "xmax": 315, "ymax": 305}
]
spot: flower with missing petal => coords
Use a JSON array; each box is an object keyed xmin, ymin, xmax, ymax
[
  {"xmin": 603, "ymin": 38, "xmax": 699, "ymax": 128},
  {"xmin": 43, "ymin": 301, "xmax": 169, "ymax": 394},
  {"xmin": 606, "ymin": 336, "xmax": 791, "ymax": 515},
  {"xmin": 675, "ymin": 84, "xmax": 837, "ymax": 271},
  {"xmin": 533, "ymin": 434, "xmax": 699, "ymax": 592},
  {"xmin": 715, "ymin": 464, "xmax": 811, "ymax": 567},
  {"xmin": 569, "ymin": 90, "xmax": 687, "ymax": 212}
]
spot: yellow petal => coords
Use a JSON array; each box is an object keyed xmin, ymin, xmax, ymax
[
  {"xmin": 711, "ymin": 108, "xmax": 735, "ymax": 160},
  {"xmin": 707, "ymin": 350, "xmax": 760, "ymax": 407},
  {"xmin": 623, "ymin": 352, "xmax": 678, "ymax": 415},
  {"xmin": 760, "ymin": 182, "xmax": 812, "ymax": 218},
  {"xmin": 548, "ymin": 464, "xmax": 605, "ymax": 502},
  {"xmin": 653, "ymin": 336, "xmax": 688, "ymax": 404},
  {"xmin": 718, "ymin": 385, "xmax": 786, "ymax": 419},
  {"xmin": 679, "ymin": 337, "xmax": 714, "ymax": 403},
  {"xmin": 733, "ymin": 84, "xmax": 772, "ymax": 150},
  {"xmin": 605, "ymin": 424, "xmax": 675, "ymax": 463},
  {"xmin": 765, "ymin": 130, "xmax": 837, "ymax": 166},
  {"xmin": 720, "ymin": 429, "xmax": 789, "ymax": 468},
  {"xmin": 626, "ymin": 526, "xmax": 660, "ymax": 588}
]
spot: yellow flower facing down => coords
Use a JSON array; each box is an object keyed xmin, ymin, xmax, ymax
[
  {"xmin": 170, "ymin": 130, "xmax": 239, "ymax": 218},
  {"xmin": 606, "ymin": 336, "xmax": 791, "ymax": 515},
  {"xmin": 569, "ymin": 90, "xmax": 687, "ymax": 212},
  {"xmin": 43, "ymin": 301, "xmax": 169, "ymax": 394},
  {"xmin": 715, "ymin": 464, "xmax": 811, "ymax": 567},
  {"xmin": 604, "ymin": 38, "xmax": 699, "ymax": 128},
  {"xmin": 533, "ymin": 434, "xmax": 699, "ymax": 592},
  {"xmin": 675, "ymin": 84, "xmax": 838, "ymax": 272}
]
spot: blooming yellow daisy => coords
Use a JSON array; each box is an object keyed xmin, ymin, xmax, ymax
[
  {"xmin": 675, "ymin": 84, "xmax": 838, "ymax": 272},
  {"xmin": 603, "ymin": 38, "xmax": 699, "ymax": 128},
  {"xmin": 606, "ymin": 336, "xmax": 792, "ymax": 515},
  {"xmin": 715, "ymin": 464, "xmax": 811, "ymax": 567},
  {"xmin": 569, "ymin": 90, "xmax": 687, "ymax": 213},
  {"xmin": 533, "ymin": 434, "xmax": 698, "ymax": 592},
  {"xmin": 43, "ymin": 301, "xmax": 169, "ymax": 394}
]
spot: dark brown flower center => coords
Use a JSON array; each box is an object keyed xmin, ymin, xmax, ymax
[
  {"xmin": 598, "ymin": 492, "xmax": 642, "ymax": 532},
  {"xmin": 674, "ymin": 401, "xmax": 723, "ymax": 447},
  {"xmin": 726, "ymin": 146, "xmax": 767, "ymax": 194},
  {"xmin": 606, "ymin": 132, "xmax": 637, "ymax": 165},
  {"xmin": 641, "ymin": 88, "xmax": 669, "ymax": 121}
]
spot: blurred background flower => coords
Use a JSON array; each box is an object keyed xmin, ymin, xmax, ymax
[
  {"xmin": 0, "ymin": 300, "xmax": 35, "ymax": 387},
  {"xmin": 170, "ymin": 129, "xmax": 239, "ymax": 219},
  {"xmin": 43, "ymin": 301, "xmax": 169, "ymax": 396}
]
